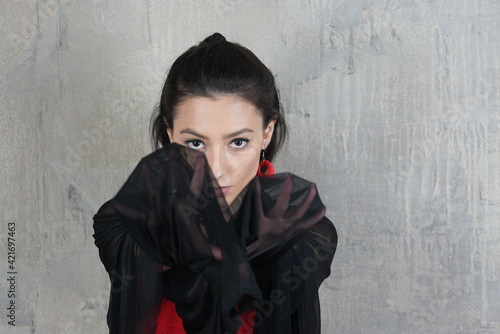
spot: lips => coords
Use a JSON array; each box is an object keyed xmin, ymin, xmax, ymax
[{"xmin": 215, "ymin": 186, "xmax": 231, "ymax": 196}]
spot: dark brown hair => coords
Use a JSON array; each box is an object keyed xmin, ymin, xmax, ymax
[{"xmin": 150, "ymin": 33, "xmax": 287, "ymax": 162}]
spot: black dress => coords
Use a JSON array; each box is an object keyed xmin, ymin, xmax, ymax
[{"xmin": 93, "ymin": 144, "xmax": 337, "ymax": 334}]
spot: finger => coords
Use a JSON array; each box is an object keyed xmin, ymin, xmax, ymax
[
  {"xmin": 286, "ymin": 184, "xmax": 317, "ymax": 220},
  {"xmin": 273, "ymin": 174, "xmax": 292, "ymax": 217},
  {"xmin": 190, "ymin": 155, "xmax": 205, "ymax": 197},
  {"xmin": 211, "ymin": 245, "xmax": 222, "ymax": 261},
  {"xmin": 300, "ymin": 205, "xmax": 326, "ymax": 230},
  {"xmin": 283, "ymin": 206, "xmax": 325, "ymax": 239}
]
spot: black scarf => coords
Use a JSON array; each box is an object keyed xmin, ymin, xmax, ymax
[{"xmin": 93, "ymin": 144, "xmax": 337, "ymax": 334}]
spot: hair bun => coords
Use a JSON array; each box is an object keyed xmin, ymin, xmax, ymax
[{"xmin": 203, "ymin": 32, "xmax": 226, "ymax": 43}]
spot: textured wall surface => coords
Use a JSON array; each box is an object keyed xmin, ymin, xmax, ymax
[{"xmin": 1, "ymin": 1, "xmax": 499, "ymax": 333}]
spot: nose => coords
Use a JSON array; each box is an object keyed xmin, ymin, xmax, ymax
[{"xmin": 206, "ymin": 147, "xmax": 228, "ymax": 179}]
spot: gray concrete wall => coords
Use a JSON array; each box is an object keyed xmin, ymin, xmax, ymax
[{"xmin": 1, "ymin": 1, "xmax": 498, "ymax": 333}]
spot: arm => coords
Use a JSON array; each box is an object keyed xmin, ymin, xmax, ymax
[{"xmin": 249, "ymin": 217, "xmax": 337, "ymax": 334}]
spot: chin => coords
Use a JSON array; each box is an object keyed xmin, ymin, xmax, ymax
[{"xmin": 224, "ymin": 194, "xmax": 234, "ymax": 205}]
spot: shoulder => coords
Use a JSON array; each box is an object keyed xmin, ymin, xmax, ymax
[
  {"xmin": 311, "ymin": 216, "xmax": 338, "ymax": 244},
  {"xmin": 302, "ymin": 216, "xmax": 338, "ymax": 261},
  {"xmin": 93, "ymin": 199, "xmax": 116, "ymax": 221}
]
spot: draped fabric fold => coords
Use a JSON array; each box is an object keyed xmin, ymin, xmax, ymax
[{"xmin": 93, "ymin": 144, "xmax": 337, "ymax": 334}]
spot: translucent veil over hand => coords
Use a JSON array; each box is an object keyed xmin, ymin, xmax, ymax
[{"xmin": 93, "ymin": 144, "xmax": 335, "ymax": 334}]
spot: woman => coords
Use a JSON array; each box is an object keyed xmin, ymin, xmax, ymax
[{"xmin": 93, "ymin": 33, "xmax": 337, "ymax": 334}]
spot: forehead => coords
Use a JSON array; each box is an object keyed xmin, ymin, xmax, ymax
[{"xmin": 174, "ymin": 96, "xmax": 264, "ymax": 131}]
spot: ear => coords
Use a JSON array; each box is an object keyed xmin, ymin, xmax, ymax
[
  {"xmin": 164, "ymin": 117, "xmax": 174, "ymax": 142},
  {"xmin": 166, "ymin": 127, "xmax": 173, "ymax": 142},
  {"xmin": 262, "ymin": 120, "xmax": 277, "ymax": 150}
]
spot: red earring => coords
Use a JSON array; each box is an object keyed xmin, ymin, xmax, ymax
[{"xmin": 256, "ymin": 150, "xmax": 275, "ymax": 176}]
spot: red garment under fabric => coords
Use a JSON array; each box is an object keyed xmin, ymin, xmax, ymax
[{"xmin": 155, "ymin": 298, "xmax": 255, "ymax": 334}]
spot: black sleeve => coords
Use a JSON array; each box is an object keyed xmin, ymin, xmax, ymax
[{"xmin": 250, "ymin": 217, "xmax": 337, "ymax": 334}]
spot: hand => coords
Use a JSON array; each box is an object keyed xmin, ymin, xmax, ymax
[
  {"xmin": 189, "ymin": 154, "xmax": 205, "ymax": 198},
  {"xmin": 181, "ymin": 153, "xmax": 222, "ymax": 261},
  {"xmin": 246, "ymin": 174, "xmax": 325, "ymax": 255}
]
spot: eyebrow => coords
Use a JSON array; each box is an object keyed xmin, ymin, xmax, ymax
[
  {"xmin": 179, "ymin": 128, "xmax": 254, "ymax": 140},
  {"xmin": 180, "ymin": 128, "xmax": 208, "ymax": 139}
]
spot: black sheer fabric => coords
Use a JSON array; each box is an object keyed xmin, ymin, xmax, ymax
[{"xmin": 93, "ymin": 144, "xmax": 337, "ymax": 334}]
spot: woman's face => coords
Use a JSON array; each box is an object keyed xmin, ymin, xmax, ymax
[{"xmin": 167, "ymin": 95, "xmax": 276, "ymax": 205}]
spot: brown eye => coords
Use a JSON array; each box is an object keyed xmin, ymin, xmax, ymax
[
  {"xmin": 230, "ymin": 138, "xmax": 249, "ymax": 149},
  {"xmin": 186, "ymin": 140, "xmax": 205, "ymax": 149}
]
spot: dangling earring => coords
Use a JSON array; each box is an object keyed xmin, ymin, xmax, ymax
[{"xmin": 256, "ymin": 150, "xmax": 275, "ymax": 176}]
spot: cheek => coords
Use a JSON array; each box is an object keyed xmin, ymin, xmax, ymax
[{"xmin": 229, "ymin": 149, "xmax": 260, "ymax": 184}]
